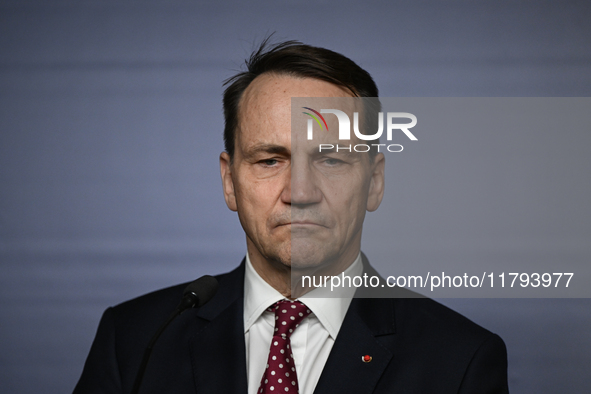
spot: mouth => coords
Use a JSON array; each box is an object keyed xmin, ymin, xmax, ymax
[
  {"xmin": 289, "ymin": 221, "xmax": 326, "ymax": 228},
  {"xmin": 272, "ymin": 214, "xmax": 328, "ymax": 229}
]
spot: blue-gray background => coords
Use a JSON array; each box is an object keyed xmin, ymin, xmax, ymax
[{"xmin": 1, "ymin": 0, "xmax": 590, "ymax": 393}]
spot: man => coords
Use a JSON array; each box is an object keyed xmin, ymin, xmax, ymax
[{"xmin": 74, "ymin": 40, "xmax": 509, "ymax": 393}]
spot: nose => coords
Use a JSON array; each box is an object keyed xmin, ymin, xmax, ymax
[{"xmin": 281, "ymin": 157, "xmax": 322, "ymax": 206}]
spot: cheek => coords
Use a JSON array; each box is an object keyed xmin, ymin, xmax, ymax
[
  {"xmin": 322, "ymin": 173, "xmax": 369, "ymax": 205},
  {"xmin": 235, "ymin": 179, "xmax": 280, "ymax": 220},
  {"xmin": 322, "ymin": 177, "xmax": 370, "ymax": 228}
]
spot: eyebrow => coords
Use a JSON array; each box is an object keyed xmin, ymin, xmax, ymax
[{"xmin": 243, "ymin": 143, "xmax": 290, "ymax": 158}]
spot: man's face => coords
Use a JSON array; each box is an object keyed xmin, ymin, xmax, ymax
[{"xmin": 220, "ymin": 74, "xmax": 384, "ymax": 277}]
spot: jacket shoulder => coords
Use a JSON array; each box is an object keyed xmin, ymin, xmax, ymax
[
  {"xmin": 110, "ymin": 268, "xmax": 238, "ymax": 324},
  {"xmin": 73, "ymin": 266, "xmax": 243, "ymax": 394},
  {"xmin": 395, "ymin": 297, "xmax": 498, "ymax": 344}
]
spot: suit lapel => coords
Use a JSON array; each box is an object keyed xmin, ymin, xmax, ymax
[
  {"xmin": 313, "ymin": 297, "xmax": 396, "ymax": 394},
  {"xmin": 189, "ymin": 262, "xmax": 249, "ymax": 394},
  {"xmin": 313, "ymin": 256, "xmax": 399, "ymax": 394}
]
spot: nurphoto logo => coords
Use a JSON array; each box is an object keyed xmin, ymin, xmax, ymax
[{"xmin": 302, "ymin": 107, "xmax": 418, "ymax": 153}]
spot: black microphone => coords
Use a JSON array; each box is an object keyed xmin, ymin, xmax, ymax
[
  {"xmin": 131, "ymin": 275, "xmax": 219, "ymax": 394},
  {"xmin": 177, "ymin": 275, "xmax": 219, "ymax": 311}
]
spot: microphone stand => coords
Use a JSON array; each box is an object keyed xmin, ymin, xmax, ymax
[{"xmin": 130, "ymin": 275, "xmax": 218, "ymax": 394}]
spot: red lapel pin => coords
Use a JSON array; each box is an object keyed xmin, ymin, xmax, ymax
[{"xmin": 362, "ymin": 354, "xmax": 372, "ymax": 363}]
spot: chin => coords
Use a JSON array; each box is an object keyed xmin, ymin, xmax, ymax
[
  {"xmin": 261, "ymin": 238, "xmax": 340, "ymax": 273},
  {"xmin": 261, "ymin": 243, "xmax": 292, "ymax": 270}
]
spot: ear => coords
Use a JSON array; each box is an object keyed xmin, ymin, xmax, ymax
[
  {"xmin": 220, "ymin": 152, "xmax": 238, "ymax": 211},
  {"xmin": 366, "ymin": 153, "xmax": 385, "ymax": 212}
]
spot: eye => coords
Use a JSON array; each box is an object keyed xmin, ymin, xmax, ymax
[
  {"xmin": 260, "ymin": 159, "xmax": 278, "ymax": 166},
  {"xmin": 323, "ymin": 157, "xmax": 343, "ymax": 166}
]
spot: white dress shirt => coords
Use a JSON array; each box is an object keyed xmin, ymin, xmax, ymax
[{"xmin": 243, "ymin": 253, "xmax": 363, "ymax": 394}]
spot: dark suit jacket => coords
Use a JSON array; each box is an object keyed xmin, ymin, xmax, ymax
[{"xmin": 74, "ymin": 260, "xmax": 508, "ymax": 393}]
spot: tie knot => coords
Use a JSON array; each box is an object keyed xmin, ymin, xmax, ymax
[{"xmin": 268, "ymin": 300, "xmax": 311, "ymax": 338}]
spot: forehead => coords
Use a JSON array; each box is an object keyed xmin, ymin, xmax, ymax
[{"xmin": 236, "ymin": 74, "xmax": 353, "ymax": 144}]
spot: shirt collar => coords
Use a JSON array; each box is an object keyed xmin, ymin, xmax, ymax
[
  {"xmin": 243, "ymin": 254, "xmax": 285, "ymax": 333},
  {"xmin": 243, "ymin": 252, "xmax": 363, "ymax": 339}
]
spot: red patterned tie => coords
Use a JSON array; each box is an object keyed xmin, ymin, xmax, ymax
[{"xmin": 258, "ymin": 300, "xmax": 311, "ymax": 394}]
